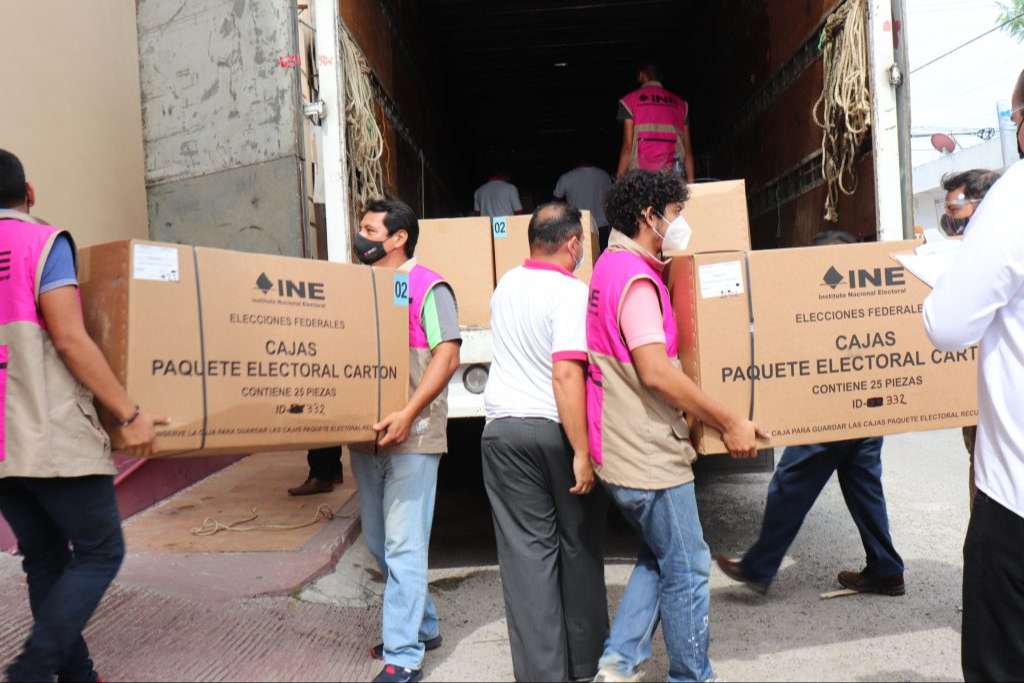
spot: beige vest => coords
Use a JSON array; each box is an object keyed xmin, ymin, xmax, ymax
[{"xmin": 0, "ymin": 211, "xmax": 114, "ymax": 479}]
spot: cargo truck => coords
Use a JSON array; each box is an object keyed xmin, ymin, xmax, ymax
[{"xmin": 133, "ymin": 0, "xmax": 914, "ymax": 471}]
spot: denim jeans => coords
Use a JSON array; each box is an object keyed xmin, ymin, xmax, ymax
[
  {"xmin": 600, "ymin": 482, "xmax": 714, "ymax": 683},
  {"xmin": 740, "ymin": 438, "xmax": 904, "ymax": 584},
  {"xmin": 0, "ymin": 475, "xmax": 125, "ymax": 683},
  {"xmin": 351, "ymin": 452, "xmax": 442, "ymax": 671}
]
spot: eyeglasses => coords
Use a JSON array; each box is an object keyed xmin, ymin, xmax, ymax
[{"xmin": 946, "ymin": 194, "xmax": 982, "ymax": 209}]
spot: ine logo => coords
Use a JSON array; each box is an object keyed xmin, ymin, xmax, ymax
[
  {"xmin": 822, "ymin": 266, "xmax": 906, "ymax": 291},
  {"xmin": 255, "ymin": 273, "xmax": 326, "ymax": 301},
  {"xmin": 823, "ymin": 267, "xmax": 845, "ymax": 289}
]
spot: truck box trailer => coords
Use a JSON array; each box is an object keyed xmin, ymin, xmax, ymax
[{"xmin": 134, "ymin": 0, "xmax": 914, "ymax": 468}]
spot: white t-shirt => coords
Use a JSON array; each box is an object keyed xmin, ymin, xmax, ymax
[
  {"xmin": 474, "ymin": 179, "xmax": 523, "ymax": 217},
  {"xmin": 485, "ymin": 261, "xmax": 589, "ymax": 423},
  {"xmin": 924, "ymin": 160, "xmax": 1024, "ymax": 518},
  {"xmin": 554, "ymin": 166, "xmax": 613, "ymax": 227}
]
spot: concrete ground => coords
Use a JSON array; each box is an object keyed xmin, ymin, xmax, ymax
[
  {"xmin": 0, "ymin": 428, "xmax": 969, "ymax": 681},
  {"xmin": 307, "ymin": 428, "xmax": 970, "ymax": 682}
]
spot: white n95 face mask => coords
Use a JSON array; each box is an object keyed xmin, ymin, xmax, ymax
[{"xmin": 657, "ymin": 212, "xmax": 693, "ymax": 253}]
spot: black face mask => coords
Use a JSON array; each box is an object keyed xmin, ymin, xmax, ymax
[
  {"xmin": 941, "ymin": 214, "xmax": 970, "ymax": 236},
  {"xmin": 1018, "ymin": 117, "xmax": 1023, "ymax": 159},
  {"xmin": 354, "ymin": 232, "xmax": 389, "ymax": 265}
]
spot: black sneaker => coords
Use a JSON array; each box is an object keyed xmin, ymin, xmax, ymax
[
  {"xmin": 371, "ymin": 634, "xmax": 443, "ymax": 661},
  {"xmin": 373, "ymin": 665, "xmax": 423, "ymax": 683}
]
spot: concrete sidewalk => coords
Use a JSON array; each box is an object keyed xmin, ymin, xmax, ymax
[{"xmin": 0, "ymin": 555, "xmax": 383, "ymax": 682}]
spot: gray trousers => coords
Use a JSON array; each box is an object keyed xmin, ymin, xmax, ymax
[{"xmin": 481, "ymin": 418, "xmax": 610, "ymax": 682}]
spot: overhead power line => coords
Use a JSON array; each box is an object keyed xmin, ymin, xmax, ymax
[{"xmin": 911, "ymin": 11, "xmax": 1024, "ymax": 74}]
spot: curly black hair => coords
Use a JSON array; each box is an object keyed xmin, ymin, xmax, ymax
[{"xmin": 604, "ymin": 170, "xmax": 689, "ymax": 238}]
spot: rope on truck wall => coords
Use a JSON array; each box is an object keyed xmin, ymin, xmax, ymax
[
  {"xmin": 338, "ymin": 28, "xmax": 386, "ymax": 222},
  {"xmin": 813, "ymin": 0, "xmax": 872, "ymax": 223}
]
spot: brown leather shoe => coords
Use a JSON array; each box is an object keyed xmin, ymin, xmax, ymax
[
  {"xmin": 288, "ymin": 477, "xmax": 334, "ymax": 496},
  {"xmin": 715, "ymin": 556, "xmax": 770, "ymax": 595},
  {"xmin": 838, "ymin": 570, "xmax": 906, "ymax": 596}
]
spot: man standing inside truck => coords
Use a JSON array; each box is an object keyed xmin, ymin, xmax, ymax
[
  {"xmin": 482, "ymin": 202, "xmax": 609, "ymax": 683},
  {"xmin": 474, "ymin": 171, "xmax": 525, "ymax": 217},
  {"xmin": 588, "ymin": 170, "xmax": 764, "ymax": 683},
  {"xmin": 554, "ymin": 163, "xmax": 613, "ymax": 252},
  {"xmin": 350, "ymin": 198, "xmax": 461, "ymax": 683},
  {"xmin": 924, "ymin": 69, "xmax": 1024, "ymax": 683},
  {"xmin": 0, "ymin": 149, "xmax": 166, "ymax": 683},
  {"xmin": 716, "ymin": 231, "xmax": 906, "ymax": 601},
  {"xmin": 616, "ymin": 60, "xmax": 695, "ymax": 182}
]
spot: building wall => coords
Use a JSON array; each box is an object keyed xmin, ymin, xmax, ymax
[{"xmin": 0, "ymin": 1, "xmax": 149, "ymax": 247}]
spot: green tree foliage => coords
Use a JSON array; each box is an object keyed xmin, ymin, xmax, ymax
[{"xmin": 999, "ymin": 0, "xmax": 1024, "ymax": 43}]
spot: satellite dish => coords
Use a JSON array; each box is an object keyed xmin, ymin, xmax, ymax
[{"xmin": 931, "ymin": 133, "xmax": 957, "ymax": 155}]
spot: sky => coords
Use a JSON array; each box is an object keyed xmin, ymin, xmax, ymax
[{"xmin": 907, "ymin": 0, "xmax": 1024, "ymax": 164}]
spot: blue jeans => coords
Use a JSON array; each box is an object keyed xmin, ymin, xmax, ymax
[
  {"xmin": 0, "ymin": 475, "xmax": 125, "ymax": 683},
  {"xmin": 601, "ymin": 482, "xmax": 714, "ymax": 683},
  {"xmin": 351, "ymin": 452, "xmax": 442, "ymax": 671},
  {"xmin": 740, "ymin": 438, "xmax": 904, "ymax": 584}
]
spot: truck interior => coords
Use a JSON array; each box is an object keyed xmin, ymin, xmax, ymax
[{"xmin": 400, "ymin": 0, "xmax": 880, "ymax": 249}]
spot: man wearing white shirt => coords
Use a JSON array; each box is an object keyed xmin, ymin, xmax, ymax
[
  {"xmin": 481, "ymin": 202, "xmax": 609, "ymax": 682},
  {"xmin": 923, "ymin": 70, "xmax": 1024, "ymax": 683}
]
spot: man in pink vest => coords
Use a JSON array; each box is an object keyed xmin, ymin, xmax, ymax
[
  {"xmin": 587, "ymin": 170, "xmax": 765, "ymax": 682},
  {"xmin": 351, "ymin": 199, "xmax": 462, "ymax": 683},
  {"xmin": 616, "ymin": 60, "xmax": 695, "ymax": 182},
  {"xmin": 0, "ymin": 149, "xmax": 166, "ymax": 682}
]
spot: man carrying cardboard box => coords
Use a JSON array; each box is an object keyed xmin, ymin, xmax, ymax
[
  {"xmin": 924, "ymin": 69, "xmax": 1024, "ymax": 683},
  {"xmin": 716, "ymin": 231, "xmax": 906, "ymax": 599},
  {"xmin": 350, "ymin": 199, "xmax": 462, "ymax": 683},
  {"xmin": 0, "ymin": 149, "xmax": 165, "ymax": 682},
  {"xmin": 587, "ymin": 170, "xmax": 764, "ymax": 683},
  {"xmin": 482, "ymin": 202, "xmax": 609, "ymax": 682}
]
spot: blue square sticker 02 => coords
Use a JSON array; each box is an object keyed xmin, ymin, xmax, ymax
[
  {"xmin": 393, "ymin": 273, "xmax": 410, "ymax": 307},
  {"xmin": 492, "ymin": 217, "xmax": 509, "ymax": 239}
]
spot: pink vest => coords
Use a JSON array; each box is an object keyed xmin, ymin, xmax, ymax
[
  {"xmin": 409, "ymin": 264, "xmax": 445, "ymax": 350},
  {"xmin": 586, "ymin": 240, "xmax": 695, "ymax": 490},
  {"xmin": 621, "ymin": 84, "xmax": 689, "ymax": 172},
  {"xmin": 0, "ymin": 212, "xmax": 113, "ymax": 477},
  {"xmin": 379, "ymin": 262, "xmax": 452, "ymax": 456}
]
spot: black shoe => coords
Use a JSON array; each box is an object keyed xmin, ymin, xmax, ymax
[
  {"xmin": 373, "ymin": 665, "xmax": 423, "ymax": 683},
  {"xmin": 716, "ymin": 555, "xmax": 770, "ymax": 595},
  {"xmin": 838, "ymin": 570, "xmax": 906, "ymax": 596},
  {"xmin": 372, "ymin": 634, "xmax": 443, "ymax": 661}
]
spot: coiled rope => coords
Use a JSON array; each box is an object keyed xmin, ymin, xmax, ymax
[
  {"xmin": 190, "ymin": 505, "xmax": 337, "ymax": 537},
  {"xmin": 338, "ymin": 28, "xmax": 385, "ymax": 219},
  {"xmin": 813, "ymin": 0, "xmax": 872, "ymax": 223}
]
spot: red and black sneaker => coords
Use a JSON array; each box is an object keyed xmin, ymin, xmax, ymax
[{"xmin": 372, "ymin": 665, "xmax": 423, "ymax": 683}]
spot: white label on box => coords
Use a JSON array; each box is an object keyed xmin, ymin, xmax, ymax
[
  {"xmin": 699, "ymin": 261, "xmax": 744, "ymax": 299},
  {"xmin": 133, "ymin": 244, "xmax": 180, "ymax": 282}
]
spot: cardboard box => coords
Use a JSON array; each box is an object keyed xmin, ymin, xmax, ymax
[
  {"xmin": 666, "ymin": 180, "xmax": 753, "ymax": 257},
  {"xmin": 79, "ymin": 241, "xmax": 409, "ymax": 458},
  {"xmin": 417, "ymin": 217, "xmax": 495, "ymax": 329},
  {"xmin": 670, "ymin": 240, "xmax": 978, "ymax": 454},
  {"xmin": 492, "ymin": 210, "xmax": 601, "ymax": 285}
]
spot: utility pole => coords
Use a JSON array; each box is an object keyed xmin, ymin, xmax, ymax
[
  {"xmin": 998, "ymin": 100, "xmax": 1019, "ymax": 171},
  {"xmin": 315, "ymin": 0, "xmax": 352, "ymax": 264}
]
